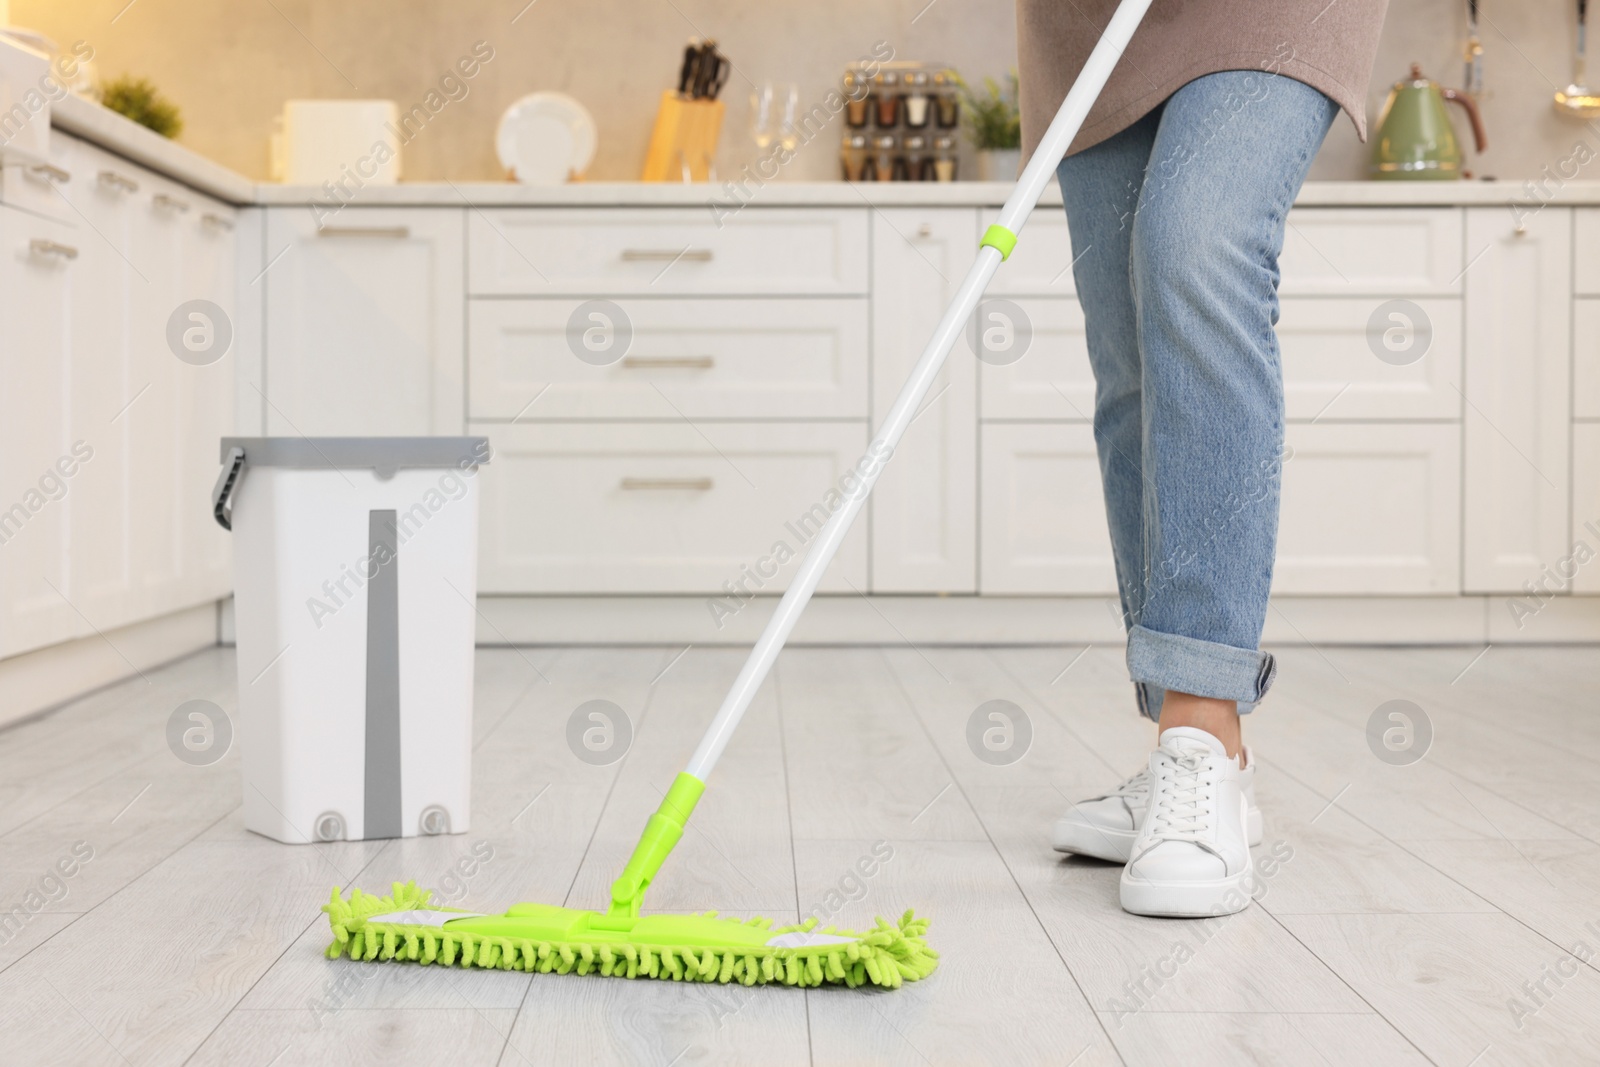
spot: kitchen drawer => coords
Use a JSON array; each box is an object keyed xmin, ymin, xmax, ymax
[
  {"xmin": 476, "ymin": 422, "xmax": 869, "ymax": 593},
  {"xmin": 1279, "ymin": 297, "xmax": 1463, "ymax": 420},
  {"xmin": 468, "ymin": 297, "xmax": 868, "ymax": 420},
  {"xmin": 980, "ymin": 423, "xmax": 1116, "ymax": 594},
  {"xmin": 1575, "ymin": 209, "xmax": 1600, "ymax": 294},
  {"xmin": 979, "ymin": 298, "xmax": 1092, "ymax": 420},
  {"xmin": 981, "ymin": 208, "xmax": 1077, "ymax": 296},
  {"xmin": 1276, "ymin": 423, "xmax": 1461, "ymax": 594},
  {"xmin": 1575, "ymin": 299, "xmax": 1600, "ymax": 419},
  {"xmin": 2, "ymin": 142, "xmax": 75, "ymax": 223},
  {"xmin": 980, "ymin": 422, "xmax": 1462, "ymax": 596},
  {"xmin": 980, "ymin": 297, "xmax": 1463, "ymax": 422},
  {"xmin": 468, "ymin": 208, "xmax": 868, "ymax": 296},
  {"xmin": 1279, "ymin": 208, "xmax": 1463, "ymax": 295}
]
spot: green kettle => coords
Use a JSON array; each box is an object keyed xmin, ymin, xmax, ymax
[{"xmin": 1370, "ymin": 63, "xmax": 1488, "ymax": 180}]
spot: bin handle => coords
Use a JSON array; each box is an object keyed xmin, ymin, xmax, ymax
[{"xmin": 213, "ymin": 446, "xmax": 246, "ymax": 530}]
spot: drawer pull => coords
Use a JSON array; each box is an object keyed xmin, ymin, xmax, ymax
[
  {"xmin": 153, "ymin": 193, "xmax": 191, "ymax": 212},
  {"xmin": 201, "ymin": 212, "xmax": 235, "ymax": 231},
  {"xmin": 97, "ymin": 169, "xmax": 139, "ymax": 193},
  {"xmin": 621, "ymin": 248, "xmax": 713, "ymax": 262},
  {"xmin": 318, "ymin": 225, "xmax": 410, "ymax": 238},
  {"xmin": 621, "ymin": 356, "xmax": 715, "ymax": 369},
  {"xmin": 619, "ymin": 477, "xmax": 714, "ymax": 491},
  {"xmin": 29, "ymin": 238, "xmax": 79, "ymax": 260},
  {"xmin": 27, "ymin": 163, "xmax": 71, "ymax": 184}
]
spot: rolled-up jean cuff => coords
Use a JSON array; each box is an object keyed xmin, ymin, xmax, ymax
[{"xmin": 1126, "ymin": 624, "xmax": 1277, "ymax": 711}]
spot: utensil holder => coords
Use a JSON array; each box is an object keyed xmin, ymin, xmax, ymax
[{"xmin": 642, "ymin": 90, "xmax": 724, "ymax": 182}]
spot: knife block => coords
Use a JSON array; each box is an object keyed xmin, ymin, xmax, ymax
[{"xmin": 641, "ymin": 90, "xmax": 725, "ymax": 182}]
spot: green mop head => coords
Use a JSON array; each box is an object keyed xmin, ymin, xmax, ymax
[
  {"xmin": 323, "ymin": 882, "xmax": 937, "ymax": 988},
  {"xmin": 322, "ymin": 777, "xmax": 936, "ymax": 989}
]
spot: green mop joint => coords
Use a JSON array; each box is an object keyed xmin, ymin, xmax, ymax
[
  {"xmin": 323, "ymin": 774, "xmax": 937, "ymax": 988},
  {"xmin": 980, "ymin": 223, "xmax": 1018, "ymax": 260},
  {"xmin": 607, "ymin": 772, "xmax": 704, "ymax": 919}
]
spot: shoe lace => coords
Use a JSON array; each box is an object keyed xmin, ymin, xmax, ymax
[
  {"xmin": 1108, "ymin": 768, "xmax": 1150, "ymax": 801},
  {"xmin": 1145, "ymin": 750, "xmax": 1216, "ymax": 841}
]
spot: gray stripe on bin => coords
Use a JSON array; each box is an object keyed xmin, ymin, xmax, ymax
[{"xmin": 364, "ymin": 509, "xmax": 402, "ymax": 840}]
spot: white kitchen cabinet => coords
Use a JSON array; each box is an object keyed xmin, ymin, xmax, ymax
[
  {"xmin": 979, "ymin": 421, "xmax": 1462, "ymax": 597},
  {"xmin": 467, "ymin": 297, "xmax": 869, "ymax": 421},
  {"xmin": 0, "ymin": 207, "xmax": 82, "ymax": 656},
  {"xmin": 1574, "ymin": 299, "xmax": 1600, "ymax": 420},
  {"xmin": 1574, "ymin": 424, "xmax": 1600, "ymax": 594},
  {"xmin": 1572, "ymin": 208, "xmax": 1600, "ymax": 294},
  {"xmin": 475, "ymin": 421, "xmax": 869, "ymax": 594},
  {"xmin": 1279, "ymin": 208, "xmax": 1463, "ymax": 296},
  {"xmin": 1462, "ymin": 207, "xmax": 1571, "ymax": 593},
  {"xmin": 467, "ymin": 208, "xmax": 868, "ymax": 296},
  {"xmin": 58, "ymin": 136, "xmax": 139, "ymax": 629},
  {"xmin": 979, "ymin": 423, "xmax": 1116, "ymax": 594},
  {"xmin": 870, "ymin": 208, "xmax": 978, "ymax": 592},
  {"xmin": 1278, "ymin": 297, "xmax": 1464, "ymax": 421},
  {"xmin": 174, "ymin": 186, "xmax": 236, "ymax": 604},
  {"xmin": 978, "ymin": 298, "xmax": 1093, "ymax": 421},
  {"xmin": 1277, "ymin": 423, "xmax": 1462, "ymax": 594},
  {"xmin": 264, "ymin": 207, "xmax": 463, "ymax": 435}
]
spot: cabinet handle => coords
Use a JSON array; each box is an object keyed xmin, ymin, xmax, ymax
[
  {"xmin": 26, "ymin": 163, "xmax": 70, "ymax": 184},
  {"xmin": 621, "ymin": 248, "xmax": 713, "ymax": 262},
  {"xmin": 619, "ymin": 477, "xmax": 714, "ymax": 491},
  {"xmin": 97, "ymin": 169, "xmax": 139, "ymax": 193},
  {"xmin": 201, "ymin": 212, "xmax": 235, "ymax": 231},
  {"xmin": 620, "ymin": 356, "xmax": 715, "ymax": 369},
  {"xmin": 29, "ymin": 238, "xmax": 79, "ymax": 261},
  {"xmin": 317, "ymin": 225, "xmax": 410, "ymax": 238},
  {"xmin": 153, "ymin": 193, "xmax": 191, "ymax": 212}
]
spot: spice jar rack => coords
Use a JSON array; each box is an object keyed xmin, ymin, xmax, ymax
[{"xmin": 841, "ymin": 61, "xmax": 960, "ymax": 182}]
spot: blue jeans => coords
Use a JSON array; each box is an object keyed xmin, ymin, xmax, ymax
[{"xmin": 1056, "ymin": 71, "xmax": 1338, "ymax": 722}]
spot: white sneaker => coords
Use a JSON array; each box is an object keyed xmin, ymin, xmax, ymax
[
  {"xmin": 1119, "ymin": 727, "xmax": 1255, "ymax": 918},
  {"xmin": 1052, "ymin": 747, "xmax": 1262, "ymax": 863}
]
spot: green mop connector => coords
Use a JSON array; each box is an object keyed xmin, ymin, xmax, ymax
[{"xmin": 605, "ymin": 772, "xmax": 705, "ymax": 921}]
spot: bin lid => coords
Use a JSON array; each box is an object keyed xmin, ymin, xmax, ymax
[{"xmin": 219, "ymin": 437, "xmax": 490, "ymax": 478}]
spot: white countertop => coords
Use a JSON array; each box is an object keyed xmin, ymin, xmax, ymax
[{"xmin": 50, "ymin": 93, "xmax": 1589, "ymax": 210}]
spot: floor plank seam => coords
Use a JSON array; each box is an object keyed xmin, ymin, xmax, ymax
[{"xmin": 876, "ymin": 648, "xmax": 1131, "ymax": 1067}]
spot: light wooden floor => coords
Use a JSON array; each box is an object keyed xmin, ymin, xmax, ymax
[{"xmin": 2, "ymin": 643, "xmax": 1598, "ymax": 1066}]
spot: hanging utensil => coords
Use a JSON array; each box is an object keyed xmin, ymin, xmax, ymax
[
  {"xmin": 1556, "ymin": 0, "xmax": 1600, "ymax": 117},
  {"xmin": 1463, "ymin": 0, "xmax": 1483, "ymax": 98}
]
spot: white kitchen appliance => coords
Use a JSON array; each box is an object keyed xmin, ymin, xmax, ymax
[
  {"xmin": 271, "ymin": 99, "xmax": 401, "ymax": 185},
  {"xmin": 213, "ymin": 437, "xmax": 487, "ymax": 844}
]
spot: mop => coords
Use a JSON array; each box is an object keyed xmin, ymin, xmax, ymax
[{"xmin": 325, "ymin": 0, "xmax": 1154, "ymax": 988}]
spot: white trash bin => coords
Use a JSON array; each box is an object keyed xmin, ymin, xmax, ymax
[{"xmin": 213, "ymin": 437, "xmax": 490, "ymax": 844}]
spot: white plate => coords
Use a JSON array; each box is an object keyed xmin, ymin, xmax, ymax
[{"xmin": 496, "ymin": 92, "xmax": 596, "ymax": 185}]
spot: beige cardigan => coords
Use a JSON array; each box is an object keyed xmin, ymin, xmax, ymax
[{"xmin": 1017, "ymin": 0, "xmax": 1391, "ymax": 162}]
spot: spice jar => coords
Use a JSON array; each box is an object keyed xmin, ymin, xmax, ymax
[
  {"xmin": 932, "ymin": 70, "xmax": 960, "ymax": 128},
  {"xmin": 903, "ymin": 70, "xmax": 930, "ymax": 128},
  {"xmin": 840, "ymin": 133, "xmax": 868, "ymax": 181},
  {"xmin": 874, "ymin": 70, "xmax": 901, "ymax": 128},
  {"xmin": 904, "ymin": 134, "xmax": 930, "ymax": 181},
  {"xmin": 932, "ymin": 135, "xmax": 957, "ymax": 182},
  {"xmin": 843, "ymin": 70, "xmax": 870, "ymax": 129},
  {"xmin": 872, "ymin": 134, "xmax": 897, "ymax": 181}
]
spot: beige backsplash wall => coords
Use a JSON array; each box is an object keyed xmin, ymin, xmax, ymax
[{"xmin": 8, "ymin": 0, "xmax": 1596, "ymax": 185}]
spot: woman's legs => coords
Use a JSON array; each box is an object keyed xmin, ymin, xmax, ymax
[
  {"xmin": 1060, "ymin": 71, "xmax": 1337, "ymax": 734},
  {"xmin": 1053, "ymin": 71, "xmax": 1337, "ymax": 914}
]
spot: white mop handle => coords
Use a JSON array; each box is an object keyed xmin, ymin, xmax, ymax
[{"xmin": 685, "ymin": 0, "xmax": 1154, "ymax": 781}]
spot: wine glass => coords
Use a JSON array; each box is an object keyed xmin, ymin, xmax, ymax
[{"xmin": 750, "ymin": 82, "xmax": 801, "ymax": 152}]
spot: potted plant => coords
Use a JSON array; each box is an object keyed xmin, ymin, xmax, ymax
[{"xmin": 956, "ymin": 70, "xmax": 1021, "ymax": 181}]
